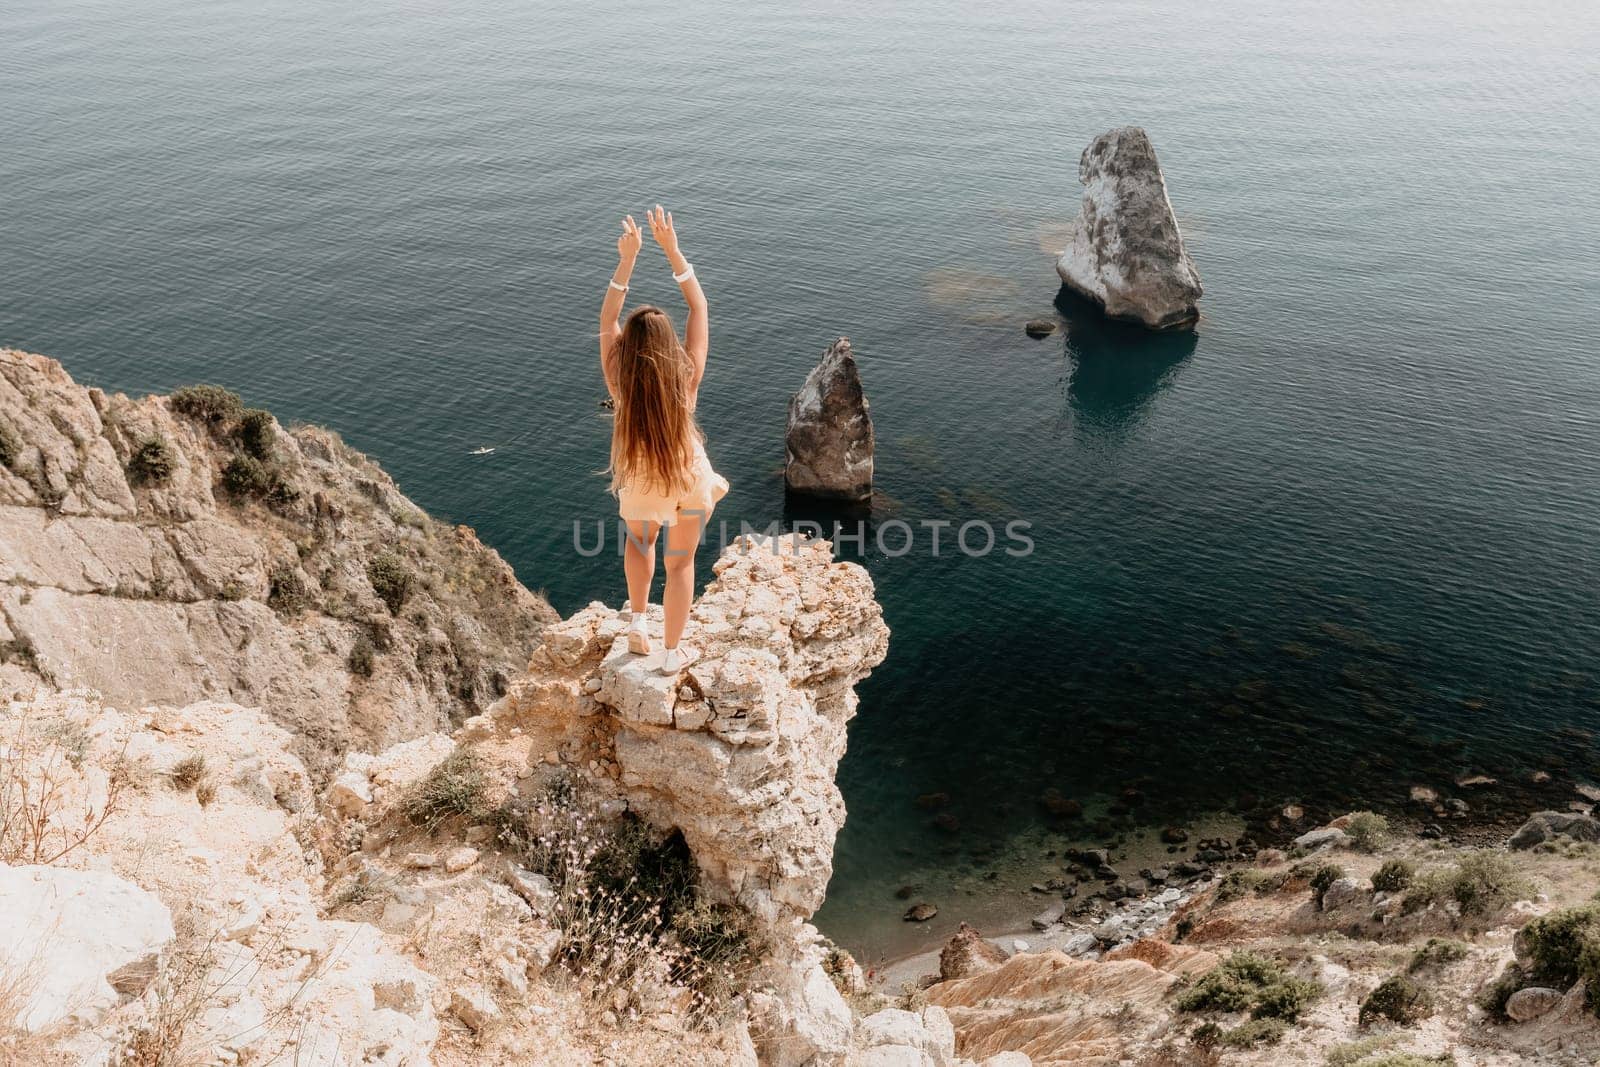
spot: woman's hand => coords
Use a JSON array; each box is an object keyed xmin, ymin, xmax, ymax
[
  {"xmin": 616, "ymin": 215, "xmax": 642, "ymax": 262},
  {"xmin": 647, "ymin": 204, "xmax": 680, "ymax": 257}
]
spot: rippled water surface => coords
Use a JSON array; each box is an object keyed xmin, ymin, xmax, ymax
[{"xmin": 4, "ymin": 0, "xmax": 1599, "ymax": 960}]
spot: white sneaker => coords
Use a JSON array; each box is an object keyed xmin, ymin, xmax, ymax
[
  {"xmin": 627, "ymin": 614, "xmax": 651, "ymax": 655},
  {"xmin": 658, "ymin": 644, "xmax": 700, "ymax": 675},
  {"xmin": 617, "ymin": 600, "xmax": 640, "ymax": 619}
]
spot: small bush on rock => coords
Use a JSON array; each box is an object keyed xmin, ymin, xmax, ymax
[
  {"xmin": 348, "ymin": 632, "xmax": 376, "ymax": 676},
  {"xmin": 1516, "ymin": 903, "xmax": 1600, "ymax": 1016},
  {"xmin": 1177, "ymin": 952, "xmax": 1322, "ymax": 1021},
  {"xmin": 170, "ymin": 384, "xmax": 242, "ymax": 424},
  {"xmin": 267, "ymin": 565, "xmax": 311, "ymax": 615},
  {"xmin": 169, "ymin": 753, "xmax": 206, "ymax": 792},
  {"xmin": 234, "ymin": 408, "xmax": 276, "ymax": 459},
  {"xmin": 367, "ymin": 552, "xmax": 412, "ymax": 614},
  {"xmin": 401, "ymin": 749, "xmax": 486, "ymax": 829},
  {"xmin": 1359, "ymin": 974, "xmax": 1433, "ymax": 1026},
  {"xmin": 1301, "ymin": 861, "xmax": 1344, "ymax": 906},
  {"xmin": 222, "ymin": 454, "xmax": 271, "ymax": 497},
  {"xmin": 1407, "ymin": 938, "xmax": 1470, "ymax": 973},
  {"xmin": 1479, "ymin": 963, "xmax": 1527, "ymax": 1018},
  {"xmin": 0, "ymin": 421, "xmax": 23, "ymax": 469},
  {"xmin": 1403, "ymin": 851, "xmax": 1531, "ymax": 918},
  {"xmin": 126, "ymin": 437, "xmax": 174, "ymax": 486},
  {"xmin": 1450, "ymin": 851, "xmax": 1532, "ymax": 916},
  {"xmin": 1346, "ymin": 811, "xmax": 1391, "ymax": 852},
  {"xmin": 1372, "ymin": 859, "xmax": 1416, "ymax": 893},
  {"xmin": 1219, "ymin": 1018, "xmax": 1288, "ymax": 1047},
  {"xmin": 1215, "ymin": 868, "xmax": 1288, "ymax": 905}
]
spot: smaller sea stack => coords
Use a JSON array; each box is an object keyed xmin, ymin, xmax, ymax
[{"xmin": 785, "ymin": 337, "xmax": 873, "ymax": 503}]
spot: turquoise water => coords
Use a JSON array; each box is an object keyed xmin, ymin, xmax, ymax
[{"xmin": 5, "ymin": 0, "xmax": 1599, "ymax": 958}]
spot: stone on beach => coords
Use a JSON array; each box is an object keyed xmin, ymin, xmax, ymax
[
  {"xmin": 1054, "ymin": 127, "xmax": 1202, "ymax": 330},
  {"xmin": 785, "ymin": 337, "xmax": 874, "ymax": 502}
]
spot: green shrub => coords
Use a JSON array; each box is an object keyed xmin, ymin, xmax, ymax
[
  {"xmin": 1403, "ymin": 851, "xmax": 1531, "ymax": 918},
  {"xmin": 401, "ymin": 749, "xmax": 487, "ymax": 829},
  {"xmin": 267, "ymin": 565, "xmax": 310, "ymax": 615},
  {"xmin": 1478, "ymin": 963, "xmax": 1527, "ymax": 1018},
  {"xmin": 1219, "ymin": 1018, "xmax": 1288, "ymax": 1047},
  {"xmin": 1450, "ymin": 851, "xmax": 1531, "ymax": 916},
  {"xmin": 235, "ymin": 408, "xmax": 276, "ymax": 459},
  {"xmin": 222, "ymin": 454, "xmax": 271, "ymax": 497},
  {"xmin": 169, "ymin": 384, "xmax": 242, "ymax": 424},
  {"xmin": 1359, "ymin": 974, "xmax": 1433, "ymax": 1026},
  {"xmin": 1346, "ymin": 811, "xmax": 1391, "ymax": 852},
  {"xmin": 1306, "ymin": 861, "xmax": 1345, "ymax": 905},
  {"xmin": 0, "ymin": 421, "xmax": 21, "ymax": 468},
  {"xmin": 265, "ymin": 474, "xmax": 300, "ymax": 510},
  {"xmin": 1372, "ymin": 859, "xmax": 1416, "ymax": 893},
  {"xmin": 367, "ymin": 552, "xmax": 412, "ymax": 614},
  {"xmin": 1516, "ymin": 903, "xmax": 1600, "ymax": 1015},
  {"xmin": 1215, "ymin": 868, "xmax": 1287, "ymax": 904},
  {"xmin": 126, "ymin": 437, "xmax": 174, "ymax": 486},
  {"xmin": 348, "ymin": 631, "xmax": 376, "ymax": 676},
  {"xmin": 1176, "ymin": 952, "xmax": 1322, "ymax": 1022},
  {"xmin": 1407, "ymin": 938, "xmax": 1470, "ymax": 973}
]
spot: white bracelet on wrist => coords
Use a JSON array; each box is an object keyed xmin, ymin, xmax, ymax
[
  {"xmin": 672, "ymin": 263, "xmax": 695, "ymax": 284},
  {"xmin": 608, "ymin": 280, "xmax": 628, "ymax": 292}
]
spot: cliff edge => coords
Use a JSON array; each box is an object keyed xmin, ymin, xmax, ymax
[{"xmin": 0, "ymin": 348, "xmax": 556, "ymax": 775}]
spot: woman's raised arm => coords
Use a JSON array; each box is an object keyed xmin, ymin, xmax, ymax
[
  {"xmin": 600, "ymin": 215, "xmax": 642, "ymax": 395},
  {"xmin": 647, "ymin": 205, "xmax": 708, "ymax": 389}
]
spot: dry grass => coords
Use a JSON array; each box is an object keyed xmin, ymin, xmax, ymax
[
  {"xmin": 1, "ymin": 956, "xmax": 72, "ymax": 1065},
  {"xmin": 504, "ymin": 777, "xmax": 762, "ymax": 1028},
  {"xmin": 0, "ymin": 714, "xmax": 123, "ymax": 865}
]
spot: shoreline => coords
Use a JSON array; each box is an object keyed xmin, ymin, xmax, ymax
[{"xmin": 845, "ymin": 778, "xmax": 1594, "ymax": 983}]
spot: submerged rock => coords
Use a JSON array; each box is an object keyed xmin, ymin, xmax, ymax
[
  {"xmin": 1054, "ymin": 127, "xmax": 1202, "ymax": 330},
  {"xmin": 1024, "ymin": 319, "xmax": 1057, "ymax": 338},
  {"xmin": 785, "ymin": 337, "xmax": 874, "ymax": 502}
]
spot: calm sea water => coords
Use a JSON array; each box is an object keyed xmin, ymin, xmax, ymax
[{"xmin": 5, "ymin": 0, "xmax": 1599, "ymax": 960}]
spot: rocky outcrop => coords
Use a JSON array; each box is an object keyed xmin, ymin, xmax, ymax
[
  {"xmin": 0, "ymin": 349, "xmax": 556, "ymax": 775},
  {"xmin": 0, "ymin": 864, "xmax": 174, "ymax": 1031},
  {"xmin": 785, "ymin": 339, "xmax": 874, "ymax": 503},
  {"xmin": 1054, "ymin": 128, "xmax": 1202, "ymax": 330},
  {"xmin": 1, "ymin": 688, "xmax": 441, "ymax": 1064},
  {"xmin": 488, "ymin": 533, "xmax": 890, "ymax": 1064},
  {"xmin": 1508, "ymin": 810, "xmax": 1600, "ymax": 849}
]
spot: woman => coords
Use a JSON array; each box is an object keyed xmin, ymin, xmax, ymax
[{"xmin": 600, "ymin": 205, "xmax": 728, "ymax": 674}]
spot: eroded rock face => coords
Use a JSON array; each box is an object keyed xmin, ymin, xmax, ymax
[
  {"xmin": 0, "ymin": 349, "xmax": 556, "ymax": 775},
  {"xmin": 493, "ymin": 534, "xmax": 890, "ymax": 1064},
  {"xmin": 785, "ymin": 338, "xmax": 874, "ymax": 502},
  {"xmin": 1054, "ymin": 127, "xmax": 1202, "ymax": 330}
]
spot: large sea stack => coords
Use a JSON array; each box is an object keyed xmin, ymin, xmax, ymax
[
  {"xmin": 1055, "ymin": 127, "xmax": 1203, "ymax": 330},
  {"xmin": 785, "ymin": 337, "xmax": 873, "ymax": 503}
]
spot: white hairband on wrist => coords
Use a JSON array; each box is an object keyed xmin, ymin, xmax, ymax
[
  {"xmin": 608, "ymin": 280, "xmax": 628, "ymax": 292},
  {"xmin": 672, "ymin": 264, "xmax": 695, "ymax": 284}
]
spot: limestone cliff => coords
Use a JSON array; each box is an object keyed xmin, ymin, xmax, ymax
[
  {"xmin": 0, "ymin": 349, "xmax": 556, "ymax": 775},
  {"xmin": 3, "ymin": 526, "xmax": 931, "ymax": 1065}
]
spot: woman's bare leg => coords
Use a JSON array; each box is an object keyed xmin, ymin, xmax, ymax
[
  {"xmin": 661, "ymin": 510, "xmax": 705, "ymax": 649},
  {"xmin": 624, "ymin": 520, "xmax": 660, "ymax": 618}
]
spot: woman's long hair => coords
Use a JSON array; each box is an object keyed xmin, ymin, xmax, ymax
[{"xmin": 608, "ymin": 305, "xmax": 702, "ymax": 495}]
